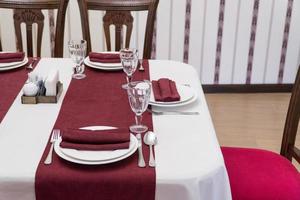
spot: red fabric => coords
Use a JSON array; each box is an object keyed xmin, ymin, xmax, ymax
[
  {"xmin": 222, "ymin": 147, "xmax": 300, "ymax": 200},
  {"xmin": 152, "ymin": 78, "xmax": 180, "ymax": 102},
  {"xmin": 0, "ymin": 58, "xmax": 39, "ymax": 122},
  {"xmin": 35, "ymin": 60, "xmax": 155, "ymax": 200},
  {"xmin": 60, "ymin": 129, "xmax": 130, "ymax": 150},
  {"xmin": 89, "ymin": 52, "xmax": 120, "ymax": 63},
  {"xmin": 0, "ymin": 52, "xmax": 25, "ymax": 63}
]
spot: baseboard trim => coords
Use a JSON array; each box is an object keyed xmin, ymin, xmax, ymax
[{"xmin": 202, "ymin": 84, "xmax": 293, "ymax": 93}]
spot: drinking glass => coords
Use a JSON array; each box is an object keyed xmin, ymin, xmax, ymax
[
  {"xmin": 126, "ymin": 80, "xmax": 151, "ymax": 133},
  {"xmin": 68, "ymin": 40, "xmax": 87, "ymax": 79},
  {"xmin": 120, "ymin": 48, "xmax": 138, "ymax": 84}
]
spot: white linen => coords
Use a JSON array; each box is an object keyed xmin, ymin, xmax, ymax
[{"xmin": 0, "ymin": 59, "xmax": 231, "ymax": 200}]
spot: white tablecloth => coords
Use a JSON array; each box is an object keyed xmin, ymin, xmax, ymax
[{"xmin": 0, "ymin": 58, "xmax": 232, "ymax": 200}]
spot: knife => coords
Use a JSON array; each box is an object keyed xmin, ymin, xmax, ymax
[
  {"xmin": 136, "ymin": 133, "xmax": 146, "ymax": 168},
  {"xmin": 79, "ymin": 126, "xmax": 117, "ymax": 131}
]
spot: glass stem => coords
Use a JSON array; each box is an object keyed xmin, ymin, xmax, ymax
[
  {"xmin": 127, "ymin": 75, "xmax": 132, "ymax": 83},
  {"xmin": 135, "ymin": 114, "xmax": 143, "ymax": 126},
  {"xmin": 75, "ymin": 64, "xmax": 80, "ymax": 73}
]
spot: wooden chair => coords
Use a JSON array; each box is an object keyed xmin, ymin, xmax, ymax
[
  {"xmin": 0, "ymin": 0, "xmax": 69, "ymax": 57},
  {"xmin": 222, "ymin": 66, "xmax": 300, "ymax": 199},
  {"xmin": 0, "ymin": 36, "xmax": 2, "ymax": 51},
  {"xmin": 77, "ymin": 0, "xmax": 159, "ymax": 59}
]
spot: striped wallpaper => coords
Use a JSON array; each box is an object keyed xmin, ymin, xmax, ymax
[{"xmin": 0, "ymin": 0, "xmax": 299, "ymax": 85}]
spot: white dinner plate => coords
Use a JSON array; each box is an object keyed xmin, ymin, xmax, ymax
[
  {"xmin": 84, "ymin": 57, "xmax": 123, "ymax": 71},
  {"xmin": 0, "ymin": 57, "xmax": 29, "ymax": 71},
  {"xmin": 54, "ymin": 133, "xmax": 138, "ymax": 165},
  {"xmin": 84, "ymin": 51, "xmax": 123, "ymax": 71},
  {"xmin": 149, "ymin": 84, "xmax": 197, "ymax": 107}
]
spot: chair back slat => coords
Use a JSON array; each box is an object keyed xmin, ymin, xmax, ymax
[
  {"xmin": 0, "ymin": 36, "xmax": 2, "ymax": 51},
  {"xmin": 280, "ymin": 66, "xmax": 300, "ymax": 163}
]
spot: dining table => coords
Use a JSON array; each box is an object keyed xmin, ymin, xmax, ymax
[{"xmin": 0, "ymin": 58, "xmax": 232, "ymax": 200}]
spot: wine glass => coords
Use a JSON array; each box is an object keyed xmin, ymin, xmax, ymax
[
  {"xmin": 126, "ymin": 80, "xmax": 151, "ymax": 133},
  {"xmin": 68, "ymin": 40, "xmax": 87, "ymax": 79},
  {"xmin": 120, "ymin": 48, "xmax": 138, "ymax": 84}
]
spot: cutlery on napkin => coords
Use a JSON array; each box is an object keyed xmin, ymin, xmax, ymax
[
  {"xmin": 60, "ymin": 129, "xmax": 130, "ymax": 151},
  {"xmin": 152, "ymin": 78, "xmax": 181, "ymax": 102},
  {"xmin": 89, "ymin": 52, "xmax": 120, "ymax": 63}
]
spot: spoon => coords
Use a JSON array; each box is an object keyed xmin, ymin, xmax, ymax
[{"xmin": 143, "ymin": 131, "xmax": 157, "ymax": 167}]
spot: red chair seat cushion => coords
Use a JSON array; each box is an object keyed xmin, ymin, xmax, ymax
[{"xmin": 221, "ymin": 147, "xmax": 300, "ymax": 200}]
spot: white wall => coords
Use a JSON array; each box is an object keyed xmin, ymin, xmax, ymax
[{"xmin": 1, "ymin": 0, "xmax": 299, "ymax": 85}]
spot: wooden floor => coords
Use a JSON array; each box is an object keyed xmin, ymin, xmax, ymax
[{"xmin": 205, "ymin": 93, "xmax": 300, "ymax": 170}]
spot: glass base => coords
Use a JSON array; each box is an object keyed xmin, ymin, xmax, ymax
[
  {"xmin": 72, "ymin": 73, "xmax": 86, "ymax": 79},
  {"xmin": 129, "ymin": 124, "xmax": 148, "ymax": 134}
]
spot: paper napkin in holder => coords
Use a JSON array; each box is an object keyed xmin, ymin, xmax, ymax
[{"xmin": 45, "ymin": 69, "xmax": 59, "ymax": 96}]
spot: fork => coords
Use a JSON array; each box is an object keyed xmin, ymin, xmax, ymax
[
  {"xmin": 26, "ymin": 58, "xmax": 37, "ymax": 70},
  {"xmin": 44, "ymin": 129, "xmax": 60, "ymax": 165}
]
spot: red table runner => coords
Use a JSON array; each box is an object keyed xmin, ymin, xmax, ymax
[
  {"xmin": 35, "ymin": 61, "xmax": 156, "ymax": 200},
  {"xmin": 0, "ymin": 58, "xmax": 38, "ymax": 122}
]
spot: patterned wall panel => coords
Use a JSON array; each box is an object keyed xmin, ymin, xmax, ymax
[{"xmin": 0, "ymin": 0, "xmax": 299, "ymax": 85}]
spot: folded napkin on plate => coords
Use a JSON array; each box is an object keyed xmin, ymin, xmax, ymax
[
  {"xmin": 89, "ymin": 52, "xmax": 121, "ymax": 63},
  {"xmin": 0, "ymin": 52, "xmax": 25, "ymax": 63},
  {"xmin": 60, "ymin": 129, "xmax": 130, "ymax": 151},
  {"xmin": 152, "ymin": 78, "xmax": 181, "ymax": 102}
]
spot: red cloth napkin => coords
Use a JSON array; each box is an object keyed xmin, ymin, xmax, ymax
[
  {"xmin": 89, "ymin": 52, "xmax": 120, "ymax": 63},
  {"xmin": 60, "ymin": 129, "xmax": 130, "ymax": 151},
  {"xmin": 152, "ymin": 78, "xmax": 181, "ymax": 102},
  {"xmin": 0, "ymin": 52, "xmax": 25, "ymax": 63}
]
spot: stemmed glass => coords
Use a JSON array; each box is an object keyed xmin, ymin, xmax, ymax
[
  {"xmin": 68, "ymin": 40, "xmax": 87, "ymax": 79},
  {"xmin": 120, "ymin": 48, "xmax": 138, "ymax": 84},
  {"xmin": 126, "ymin": 80, "xmax": 151, "ymax": 133}
]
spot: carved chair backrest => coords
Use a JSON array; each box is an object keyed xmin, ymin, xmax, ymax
[
  {"xmin": 280, "ymin": 66, "xmax": 300, "ymax": 164},
  {"xmin": 0, "ymin": 0, "xmax": 69, "ymax": 57},
  {"xmin": 103, "ymin": 11, "xmax": 133, "ymax": 52},
  {"xmin": 77, "ymin": 0, "xmax": 159, "ymax": 59}
]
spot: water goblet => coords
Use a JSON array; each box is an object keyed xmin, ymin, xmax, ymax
[
  {"xmin": 126, "ymin": 80, "xmax": 151, "ymax": 133},
  {"xmin": 120, "ymin": 48, "xmax": 138, "ymax": 84},
  {"xmin": 68, "ymin": 40, "xmax": 87, "ymax": 79}
]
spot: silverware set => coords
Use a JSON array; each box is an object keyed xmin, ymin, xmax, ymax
[{"xmin": 136, "ymin": 131, "xmax": 158, "ymax": 168}]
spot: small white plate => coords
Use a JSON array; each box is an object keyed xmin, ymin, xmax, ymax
[
  {"xmin": 149, "ymin": 84, "xmax": 197, "ymax": 107},
  {"xmin": 0, "ymin": 57, "xmax": 29, "ymax": 71},
  {"xmin": 54, "ymin": 134, "xmax": 138, "ymax": 165}
]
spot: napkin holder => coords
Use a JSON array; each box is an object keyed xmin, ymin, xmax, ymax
[{"xmin": 21, "ymin": 82, "xmax": 63, "ymax": 104}]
